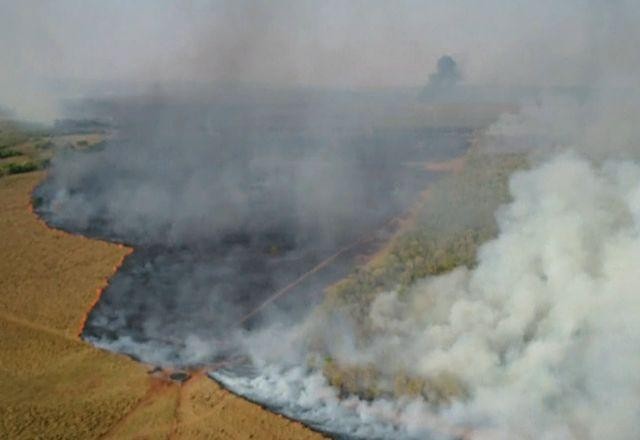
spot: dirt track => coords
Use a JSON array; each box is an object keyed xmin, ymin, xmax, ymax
[{"xmin": 0, "ymin": 172, "xmax": 322, "ymax": 439}]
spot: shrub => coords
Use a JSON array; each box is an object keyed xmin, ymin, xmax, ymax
[
  {"xmin": 0, "ymin": 149, "xmax": 21, "ymax": 159},
  {"xmin": 5, "ymin": 161, "xmax": 39, "ymax": 174}
]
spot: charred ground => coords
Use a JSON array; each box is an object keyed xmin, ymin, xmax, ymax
[{"xmin": 36, "ymin": 90, "xmax": 477, "ymax": 367}]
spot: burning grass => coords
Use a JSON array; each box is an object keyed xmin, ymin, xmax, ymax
[
  {"xmin": 0, "ymin": 170, "xmax": 322, "ymax": 438},
  {"xmin": 74, "ymin": 244, "xmax": 133, "ymax": 338}
]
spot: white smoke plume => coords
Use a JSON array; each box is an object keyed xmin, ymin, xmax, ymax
[{"xmin": 361, "ymin": 151, "xmax": 640, "ymax": 438}]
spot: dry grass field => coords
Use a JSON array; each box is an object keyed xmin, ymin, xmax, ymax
[{"xmin": 0, "ymin": 170, "xmax": 322, "ymax": 439}]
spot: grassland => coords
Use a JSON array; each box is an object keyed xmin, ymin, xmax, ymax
[{"xmin": 0, "ymin": 123, "xmax": 322, "ymax": 439}]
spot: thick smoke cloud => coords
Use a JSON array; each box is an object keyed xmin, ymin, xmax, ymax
[
  {"xmin": 337, "ymin": 153, "xmax": 640, "ymax": 439},
  {"xmin": 216, "ymin": 96, "xmax": 640, "ymax": 437}
]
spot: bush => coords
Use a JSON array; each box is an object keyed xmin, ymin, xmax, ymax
[
  {"xmin": 5, "ymin": 161, "xmax": 39, "ymax": 174},
  {"xmin": 0, "ymin": 149, "xmax": 21, "ymax": 159}
]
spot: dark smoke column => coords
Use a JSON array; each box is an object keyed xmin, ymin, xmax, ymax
[{"xmin": 420, "ymin": 54, "xmax": 461, "ymax": 101}]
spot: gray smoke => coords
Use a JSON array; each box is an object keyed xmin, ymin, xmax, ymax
[
  {"xmin": 4, "ymin": 1, "xmax": 638, "ymax": 120},
  {"xmin": 421, "ymin": 55, "xmax": 461, "ymax": 100},
  {"xmin": 7, "ymin": 1, "xmax": 640, "ymax": 438},
  {"xmin": 40, "ymin": 90, "xmax": 464, "ymax": 247}
]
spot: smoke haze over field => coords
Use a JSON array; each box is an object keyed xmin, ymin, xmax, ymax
[
  {"xmin": 37, "ymin": 90, "xmax": 472, "ymax": 365},
  {"xmin": 9, "ymin": 0, "xmax": 640, "ymax": 438},
  {"xmin": 3, "ymin": 0, "xmax": 640, "ymax": 120}
]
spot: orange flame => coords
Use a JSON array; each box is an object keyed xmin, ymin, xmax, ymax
[
  {"xmin": 27, "ymin": 186, "xmax": 133, "ymax": 339},
  {"xmin": 76, "ymin": 245, "xmax": 133, "ymax": 338}
]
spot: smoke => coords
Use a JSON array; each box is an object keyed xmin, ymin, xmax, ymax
[
  {"xmin": 421, "ymin": 55, "xmax": 461, "ymax": 100},
  {"xmin": 29, "ymin": 2, "xmax": 477, "ymax": 370},
  {"xmin": 35, "ymin": 87, "xmax": 470, "ymax": 366},
  {"xmin": 338, "ymin": 151, "xmax": 640, "ymax": 438},
  {"xmin": 214, "ymin": 96, "xmax": 640, "ymax": 437},
  {"xmin": 12, "ymin": 0, "xmax": 640, "ymax": 438},
  {"xmin": 211, "ymin": 36, "xmax": 640, "ymax": 437},
  {"xmin": 39, "ymin": 91, "xmax": 465, "ymax": 247},
  {"xmin": 3, "ymin": 0, "xmax": 637, "ymax": 122}
]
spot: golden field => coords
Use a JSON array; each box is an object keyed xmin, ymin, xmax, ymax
[{"xmin": 0, "ymin": 170, "xmax": 322, "ymax": 439}]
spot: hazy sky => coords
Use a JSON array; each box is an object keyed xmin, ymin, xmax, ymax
[{"xmin": 3, "ymin": 0, "xmax": 634, "ymax": 89}]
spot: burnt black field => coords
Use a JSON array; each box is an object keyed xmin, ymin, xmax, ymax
[{"xmin": 36, "ymin": 90, "xmax": 472, "ymax": 366}]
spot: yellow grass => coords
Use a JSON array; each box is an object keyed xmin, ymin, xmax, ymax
[{"xmin": 0, "ymin": 171, "xmax": 322, "ymax": 439}]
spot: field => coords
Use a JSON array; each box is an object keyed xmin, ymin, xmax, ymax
[{"xmin": 0, "ymin": 125, "xmax": 321, "ymax": 439}]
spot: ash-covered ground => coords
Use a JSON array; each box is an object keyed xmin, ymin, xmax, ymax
[{"xmin": 36, "ymin": 90, "xmax": 472, "ymax": 367}]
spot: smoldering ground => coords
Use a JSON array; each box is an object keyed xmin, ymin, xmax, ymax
[{"xmin": 36, "ymin": 89, "xmax": 472, "ymax": 366}]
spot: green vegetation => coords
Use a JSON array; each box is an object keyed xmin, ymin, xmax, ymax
[
  {"xmin": 319, "ymin": 149, "xmax": 528, "ymax": 400},
  {"xmin": 4, "ymin": 161, "xmax": 39, "ymax": 175},
  {"xmin": 0, "ymin": 121, "xmax": 56, "ymax": 178},
  {"xmin": 0, "ymin": 159, "xmax": 49, "ymax": 177},
  {"xmin": 0, "ymin": 149, "xmax": 20, "ymax": 159}
]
